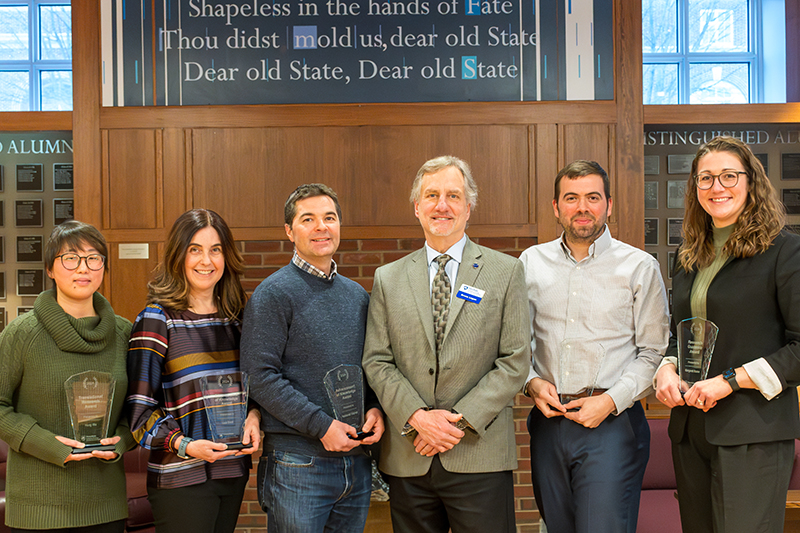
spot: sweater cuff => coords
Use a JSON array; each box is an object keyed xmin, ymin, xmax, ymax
[
  {"xmin": 19, "ymin": 424, "xmax": 71, "ymax": 467},
  {"xmin": 308, "ymin": 411, "xmax": 336, "ymax": 440}
]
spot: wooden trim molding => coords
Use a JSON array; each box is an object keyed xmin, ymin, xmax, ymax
[
  {"xmin": 98, "ymin": 101, "xmax": 618, "ymax": 129},
  {"xmin": 645, "ymin": 103, "xmax": 800, "ymax": 125},
  {"xmin": 0, "ymin": 112, "xmax": 71, "ymax": 131}
]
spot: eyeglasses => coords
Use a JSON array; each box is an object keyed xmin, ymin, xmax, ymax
[
  {"xmin": 694, "ymin": 171, "xmax": 746, "ymax": 190},
  {"xmin": 55, "ymin": 253, "xmax": 106, "ymax": 271}
]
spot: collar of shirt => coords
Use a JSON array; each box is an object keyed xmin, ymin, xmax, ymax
[
  {"xmin": 425, "ymin": 234, "xmax": 467, "ymax": 296},
  {"xmin": 291, "ymin": 251, "xmax": 337, "ymax": 280},
  {"xmin": 558, "ymin": 224, "xmax": 612, "ymax": 264}
]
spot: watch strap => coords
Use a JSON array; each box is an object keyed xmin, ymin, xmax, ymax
[
  {"xmin": 177, "ymin": 436, "xmax": 193, "ymax": 459},
  {"xmin": 724, "ymin": 368, "xmax": 740, "ymax": 392}
]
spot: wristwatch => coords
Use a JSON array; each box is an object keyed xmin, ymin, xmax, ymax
[
  {"xmin": 177, "ymin": 437, "xmax": 194, "ymax": 459},
  {"xmin": 723, "ymin": 368, "xmax": 740, "ymax": 392}
]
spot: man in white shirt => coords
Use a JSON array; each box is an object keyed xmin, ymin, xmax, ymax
[{"xmin": 521, "ymin": 160, "xmax": 670, "ymax": 533}]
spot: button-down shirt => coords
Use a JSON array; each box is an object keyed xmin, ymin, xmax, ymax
[
  {"xmin": 291, "ymin": 251, "xmax": 337, "ymax": 280},
  {"xmin": 520, "ymin": 226, "xmax": 670, "ymax": 413}
]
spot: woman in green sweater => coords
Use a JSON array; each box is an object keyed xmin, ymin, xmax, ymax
[{"xmin": 0, "ymin": 220, "xmax": 134, "ymax": 532}]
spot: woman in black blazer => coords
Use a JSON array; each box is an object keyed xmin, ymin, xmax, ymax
[{"xmin": 655, "ymin": 136, "xmax": 800, "ymax": 533}]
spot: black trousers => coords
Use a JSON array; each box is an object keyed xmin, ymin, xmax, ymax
[
  {"xmin": 383, "ymin": 455, "xmax": 515, "ymax": 533},
  {"xmin": 673, "ymin": 408, "xmax": 794, "ymax": 533},
  {"xmin": 146, "ymin": 475, "xmax": 248, "ymax": 533},
  {"xmin": 528, "ymin": 401, "xmax": 650, "ymax": 533}
]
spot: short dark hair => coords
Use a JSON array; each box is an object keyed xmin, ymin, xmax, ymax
[
  {"xmin": 45, "ymin": 220, "xmax": 109, "ymax": 273},
  {"xmin": 554, "ymin": 160, "xmax": 612, "ymax": 201},
  {"xmin": 284, "ymin": 183, "xmax": 342, "ymax": 227}
]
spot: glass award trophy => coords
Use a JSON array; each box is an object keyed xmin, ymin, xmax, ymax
[
  {"xmin": 324, "ymin": 364, "xmax": 373, "ymax": 440},
  {"xmin": 199, "ymin": 371, "xmax": 252, "ymax": 450},
  {"xmin": 64, "ymin": 371, "xmax": 117, "ymax": 454},
  {"xmin": 677, "ymin": 317, "xmax": 719, "ymax": 391},
  {"xmin": 558, "ymin": 339, "xmax": 606, "ymax": 409}
]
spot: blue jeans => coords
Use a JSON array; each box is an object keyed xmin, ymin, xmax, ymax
[{"xmin": 258, "ymin": 450, "xmax": 371, "ymax": 533}]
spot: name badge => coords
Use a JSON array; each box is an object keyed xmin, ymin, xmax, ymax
[{"xmin": 456, "ymin": 284, "xmax": 485, "ymax": 304}]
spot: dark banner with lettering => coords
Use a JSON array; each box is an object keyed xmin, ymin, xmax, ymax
[{"xmin": 102, "ymin": 0, "xmax": 613, "ymax": 105}]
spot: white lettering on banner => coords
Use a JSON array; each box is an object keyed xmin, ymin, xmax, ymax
[{"xmin": 188, "ymin": 0, "xmax": 292, "ymax": 23}]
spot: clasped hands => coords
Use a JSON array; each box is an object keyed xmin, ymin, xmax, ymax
[
  {"xmin": 407, "ymin": 408, "xmax": 465, "ymax": 457},
  {"xmin": 655, "ymin": 363, "xmax": 734, "ymax": 412},
  {"xmin": 526, "ymin": 378, "xmax": 615, "ymax": 429}
]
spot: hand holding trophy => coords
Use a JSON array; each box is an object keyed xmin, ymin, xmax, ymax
[
  {"xmin": 64, "ymin": 371, "xmax": 117, "ymax": 454},
  {"xmin": 558, "ymin": 339, "xmax": 606, "ymax": 411},
  {"xmin": 324, "ymin": 364, "xmax": 373, "ymax": 440},
  {"xmin": 677, "ymin": 317, "xmax": 719, "ymax": 393},
  {"xmin": 199, "ymin": 371, "xmax": 253, "ymax": 450}
]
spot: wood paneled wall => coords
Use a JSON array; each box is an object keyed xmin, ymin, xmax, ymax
[
  {"xmin": 68, "ymin": 3, "xmax": 646, "ymax": 314},
  {"xmin": 65, "ymin": 0, "xmax": 800, "ymax": 324},
  {"xmin": 55, "ymin": 2, "xmax": 800, "ymax": 530},
  {"xmin": 92, "ymin": 120, "xmax": 624, "ymax": 319}
]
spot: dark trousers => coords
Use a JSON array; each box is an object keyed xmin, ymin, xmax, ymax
[
  {"xmin": 673, "ymin": 409, "xmax": 794, "ymax": 533},
  {"xmin": 11, "ymin": 521, "xmax": 125, "ymax": 533},
  {"xmin": 528, "ymin": 401, "xmax": 650, "ymax": 533},
  {"xmin": 147, "ymin": 476, "xmax": 248, "ymax": 533},
  {"xmin": 383, "ymin": 455, "xmax": 515, "ymax": 533}
]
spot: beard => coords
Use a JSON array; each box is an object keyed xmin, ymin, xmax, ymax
[{"xmin": 561, "ymin": 214, "xmax": 606, "ymax": 244}]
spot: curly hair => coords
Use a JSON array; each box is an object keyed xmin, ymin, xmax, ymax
[
  {"xmin": 148, "ymin": 209, "xmax": 246, "ymax": 320},
  {"xmin": 679, "ymin": 136, "xmax": 785, "ymax": 272}
]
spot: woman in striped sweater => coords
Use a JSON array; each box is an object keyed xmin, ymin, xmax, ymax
[{"xmin": 125, "ymin": 209, "xmax": 261, "ymax": 533}]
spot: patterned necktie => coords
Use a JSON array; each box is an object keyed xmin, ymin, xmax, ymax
[{"xmin": 431, "ymin": 254, "xmax": 452, "ymax": 355}]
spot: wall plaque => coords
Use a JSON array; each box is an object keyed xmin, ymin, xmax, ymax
[
  {"xmin": 16, "ymin": 236, "xmax": 43, "ymax": 263},
  {"xmin": 668, "ymin": 218, "xmax": 683, "ymax": 246},
  {"xmin": 644, "ymin": 218, "xmax": 659, "ymax": 246},
  {"xmin": 16, "ymin": 269, "xmax": 45, "ymax": 296},
  {"xmin": 53, "ymin": 198, "xmax": 74, "ymax": 225},
  {"xmin": 15, "ymin": 200, "xmax": 43, "ymax": 228},
  {"xmin": 16, "ymin": 164, "xmax": 43, "ymax": 192},
  {"xmin": 53, "ymin": 163, "xmax": 74, "ymax": 191},
  {"xmin": 782, "ymin": 189, "xmax": 800, "ymax": 215}
]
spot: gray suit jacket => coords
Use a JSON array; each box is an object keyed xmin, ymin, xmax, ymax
[{"xmin": 362, "ymin": 238, "xmax": 531, "ymax": 476}]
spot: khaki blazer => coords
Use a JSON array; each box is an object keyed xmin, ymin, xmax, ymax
[{"xmin": 362, "ymin": 238, "xmax": 531, "ymax": 477}]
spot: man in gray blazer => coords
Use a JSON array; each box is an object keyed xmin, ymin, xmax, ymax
[{"xmin": 362, "ymin": 155, "xmax": 531, "ymax": 533}]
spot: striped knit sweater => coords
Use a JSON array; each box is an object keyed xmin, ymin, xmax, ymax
[
  {"xmin": 124, "ymin": 303, "xmax": 251, "ymax": 489},
  {"xmin": 0, "ymin": 289, "xmax": 134, "ymax": 529}
]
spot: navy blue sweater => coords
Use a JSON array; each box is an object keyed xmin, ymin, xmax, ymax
[{"xmin": 240, "ymin": 263, "xmax": 375, "ymax": 456}]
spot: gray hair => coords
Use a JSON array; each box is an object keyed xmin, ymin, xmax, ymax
[{"xmin": 409, "ymin": 156, "xmax": 478, "ymax": 209}]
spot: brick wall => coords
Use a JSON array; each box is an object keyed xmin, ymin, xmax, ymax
[{"xmin": 235, "ymin": 236, "xmax": 540, "ymax": 533}]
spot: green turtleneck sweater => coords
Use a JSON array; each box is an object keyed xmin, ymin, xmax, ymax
[{"xmin": 0, "ymin": 289, "xmax": 134, "ymax": 529}]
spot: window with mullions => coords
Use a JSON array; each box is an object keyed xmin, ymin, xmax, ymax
[
  {"xmin": 643, "ymin": 0, "xmax": 771, "ymax": 104},
  {"xmin": 0, "ymin": 1, "xmax": 71, "ymax": 111}
]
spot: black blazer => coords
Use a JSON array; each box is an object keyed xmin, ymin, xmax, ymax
[{"xmin": 667, "ymin": 231, "xmax": 800, "ymax": 446}]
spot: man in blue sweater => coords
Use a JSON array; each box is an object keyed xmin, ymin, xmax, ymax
[{"xmin": 241, "ymin": 183, "xmax": 385, "ymax": 533}]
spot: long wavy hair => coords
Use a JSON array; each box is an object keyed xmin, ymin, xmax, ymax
[
  {"xmin": 148, "ymin": 209, "xmax": 246, "ymax": 320},
  {"xmin": 679, "ymin": 136, "xmax": 785, "ymax": 272}
]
